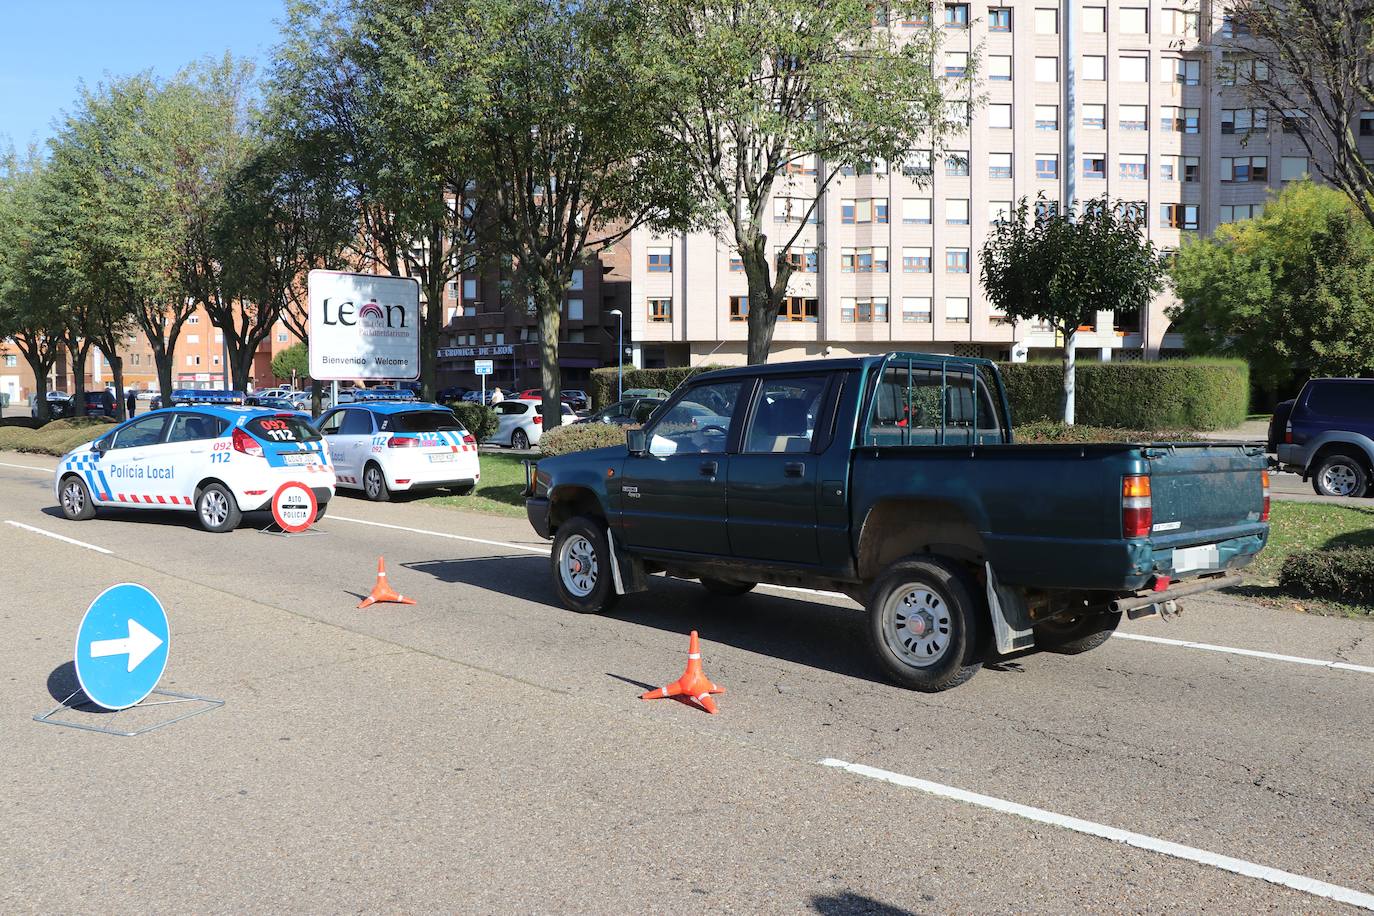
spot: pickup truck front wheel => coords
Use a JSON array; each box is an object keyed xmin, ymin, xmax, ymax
[
  {"xmin": 867, "ymin": 558, "xmax": 983, "ymax": 692},
  {"xmin": 551, "ymin": 515, "xmax": 620, "ymax": 614}
]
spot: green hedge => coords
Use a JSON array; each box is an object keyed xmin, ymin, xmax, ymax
[
  {"xmin": 0, "ymin": 416, "xmax": 115, "ymax": 456},
  {"xmin": 589, "ymin": 365, "xmax": 725, "ymax": 410},
  {"xmin": 1279, "ymin": 547, "xmax": 1374, "ymax": 607},
  {"xmin": 996, "ymin": 359, "xmax": 1248, "ymax": 431},
  {"xmin": 539, "ymin": 422, "xmax": 635, "ymax": 456},
  {"xmin": 446, "ymin": 402, "xmax": 499, "ymax": 442},
  {"xmin": 1013, "ymin": 421, "xmax": 1201, "ymax": 443}
]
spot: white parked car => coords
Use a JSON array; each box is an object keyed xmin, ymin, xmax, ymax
[
  {"xmin": 316, "ymin": 402, "xmax": 480, "ymax": 501},
  {"xmin": 486, "ymin": 398, "xmax": 575, "ymax": 449}
]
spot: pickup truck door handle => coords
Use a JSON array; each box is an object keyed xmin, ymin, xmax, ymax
[
  {"xmin": 699, "ymin": 460, "xmax": 718, "ymax": 477},
  {"xmin": 784, "ymin": 461, "xmax": 806, "ymax": 478}
]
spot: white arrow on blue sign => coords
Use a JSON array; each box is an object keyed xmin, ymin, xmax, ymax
[{"xmin": 74, "ymin": 584, "xmax": 170, "ymax": 710}]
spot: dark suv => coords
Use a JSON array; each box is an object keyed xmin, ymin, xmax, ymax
[{"xmin": 1272, "ymin": 378, "xmax": 1374, "ymax": 497}]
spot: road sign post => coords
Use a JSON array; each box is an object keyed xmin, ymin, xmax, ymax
[{"xmin": 475, "ymin": 358, "xmax": 493, "ymax": 405}]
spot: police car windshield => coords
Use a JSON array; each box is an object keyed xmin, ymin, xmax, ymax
[
  {"xmin": 245, "ymin": 415, "xmax": 322, "ymax": 443},
  {"xmin": 380, "ymin": 410, "xmax": 463, "ymax": 433}
]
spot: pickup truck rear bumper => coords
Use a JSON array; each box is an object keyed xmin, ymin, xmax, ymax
[
  {"xmin": 527, "ymin": 497, "xmax": 551, "ymax": 539},
  {"xmin": 1110, "ymin": 570, "xmax": 1241, "ymax": 614}
]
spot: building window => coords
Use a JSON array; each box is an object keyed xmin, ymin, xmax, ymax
[
  {"xmin": 987, "ymin": 152, "xmax": 1013, "ymax": 179},
  {"xmin": 188, "ymin": 315, "xmax": 199, "ymax": 324},
  {"xmin": 647, "ymin": 246, "xmax": 672, "ymax": 272},
  {"xmin": 944, "ymin": 3, "xmax": 969, "ymax": 28},
  {"xmin": 778, "ymin": 247, "xmax": 818, "ymax": 273},
  {"xmin": 841, "ymin": 198, "xmax": 888, "ymax": 225},
  {"xmin": 988, "ymin": 7, "xmax": 1011, "ymax": 31},
  {"xmin": 211, "ymin": 356, "xmax": 220, "ymax": 366},
  {"xmin": 841, "ymin": 247, "xmax": 889, "ymax": 273},
  {"xmin": 1035, "ymin": 154, "xmax": 1058, "ymax": 179},
  {"xmin": 902, "ymin": 247, "xmax": 932, "ymax": 273},
  {"xmin": 1083, "ymin": 104, "xmax": 1105, "ymax": 130},
  {"xmin": 463, "ymin": 278, "xmax": 478, "ymax": 299},
  {"xmin": 276, "ymin": 332, "xmax": 288, "ymax": 343},
  {"xmin": 1360, "ymin": 112, "xmax": 1374, "ymax": 136},
  {"xmin": 1034, "ymin": 56, "xmax": 1059, "ymax": 82},
  {"xmin": 988, "ymin": 103, "xmax": 1012, "ymax": 129},
  {"xmin": 570, "ymin": 269, "xmax": 584, "ymax": 291},
  {"xmin": 1119, "ymin": 105, "xmax": 1147, "ymax": 132},
  {"xmin": 568, "ymin": 298, "xmax": 584, "ymax": 320},
  {"xmin": 1166, "ymin": 58, "xmax": 1200, "ymax": 85},
  {"xmin": 1034, "ymin": 7, "xmax": 1057, "ymax": 33},
  {"xmin": 1119, "ymin": 7, "xmax": 1148, "ymax": 33},
  {"xmin": 945, "ymin": 297, "xmax": 971, "ymax": 323},
  {"xmin": 902, "ymin": 197, "xmax": 932, "ymax": 224},
  {"xmin": 946, "ymin": 199, "xmax": 970, "ymax": 225},
  {"xmin": 1083, "ymin": 6, "xmax": 1105, "ymax": 30},
  {"xmin": 1035, "ymin": 200, "xmax": 1058, "ymax": 219},
  {"xmin": 1115, "ymin": 201, "xmax": 1147, "ymax": 225},
  {"xmin": 841, "ymin": 297, "xmax": 889, "ymax": 323},
  {"xmin": 1281, "ymin": 156, "xmax": 1309, "ymax": 181},
  {"xmin": 1082, "ymin": 154, "xmax": 1105, "ymax": 179},
  {"xmin": 902, "ymin": 297, "xmax": 932, "ymax": 323},
  {"xmin": 1221, "ymin": 55, "xmax": 1269, "ymax": 86},
  {"xmin": 988, "ymin": 55, "xmax": 1012, "ymax": 81},
  {"xmin": 647, "ymin": 298, "xmax": 672, "ymax": 322},
  {"xmin": 945, "ymin": 52, "xmax": 969, "ymax": 79},
  {"xmin": 946, "ymin": 248, "xmax": 970, "ymax": 273},
  {"xmin": 988, "ymin": 200, "xmax": 1012, "ymax": 224},
  {"xmin": 1281, "ymin": 109, "xmax": 1309, "ymax": 134},
  {"xmin": 842, "ymin": 159, "xmax": 889, "ymax": 177},
  {"xmin": 1220, "ymin": 204, "xmax": 1263, "ymax": 223},
  {"xmin": 729, "ymin": 255, "xmax": 743, "ymax": 272},
  {"xmin": 773, "ymin": 196, "xmax": 818, "ymax": 223},
  {"xmin": 729, "ymin": 296, "xmax": 749, "ymax": 321},
  {"xmin": 1120, "ymin": 154, "xmax": 1147, "ymax": 181},
  {"xmin": 1082, "ymin": 56, "xmax": 1105, "ymax": 81},
  {"xmin": 900, "ymin": 149, "xmax": 933, "ymax": 177},
  {"xmin": 1161, "ymin": 204, "xmax": 1199, "ymax": 230},
  {"xmin": 1034, "ymin": 105, "xmax": 1058, "ymax": 131},
  {"xmin": 3, "ymin": 354, "xmax": 16, "ymax": 368},
  {"xmin": 785, "ymin": 153, "xmax": 818, "ymax": 175},
  {"xmin": 899, "ymin": 6, "xmax": 929, "ymax": 26},
  {"xmin": 1119, "ymin": 56, "xmax": 1148, "ymax": 82},
  {"xmin": 945, "ymin": 151, "xmax": 970, "ymax": 177},
  {"xmin": 483, "ymin": 332, "xmax": 494, "ymax": 344},
  {"xmin": 1221, "ymin": 108, "xmax": 1267, "ymax": 135},
  {"xmin": 187, "ymin": 334, "xmax": 199, "ymax": 344},
  {"xmin": 1161, "ymin": 106, "xmax": 1199, "ymax": 133},
  {"xmin": 778, "ymin": 297, "xmax": 819, "ymax": 322},
  {"xmin": 1221, "ymin": 156, "xmax": 1268, "ymax": 183}
]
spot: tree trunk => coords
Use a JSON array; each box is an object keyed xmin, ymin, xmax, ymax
[
  {"xmin": 108, "ymin": 354, "xmax": 126, "ymax": 422},
  {"xmin": 536, "ymin": 291, "xmax": 563, "ymax": 430},
  {"xmin": 1062, "ymin": 329, "xmax": 1077, "ymax": 426},
  {"xmin": 24, "ymin": 354, "xmax": 52, "ymax": 423},
  {"xmin": 68, "ymin": 343, "xmax": 89, "ymax": 417},
  {"xmin": 311, "ymin": 378, "xmax": 323, "ymax": 417},
  {"xmin": 154, "ymin": 344, "xmax": 175, "ymax": 408},
  {"xmin": 421, "ymin": 279, "xmax": 442, "ymax": 403},
  {"xmin": 740, "ymin": 244, "xmax": 787, "ymax": 365}
]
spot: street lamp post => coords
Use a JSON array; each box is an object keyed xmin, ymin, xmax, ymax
[{"xmin": 608, "ymin": 308, "xmax": 623, "ymax": 401}]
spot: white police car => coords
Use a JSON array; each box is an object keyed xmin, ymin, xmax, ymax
[
  {"xmin": 55, "ymin": 406, "xmax": 335, "ymax": 533},
  {"xmin": 316, "ymin": 401, "xmax": 479, "ymax": 501}
]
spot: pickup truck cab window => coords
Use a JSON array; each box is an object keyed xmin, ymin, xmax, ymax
[
  {"xmin": 743, "ymin": 376, "xmax": 828, "ymax": 453},
  {"xmin": 647, "ymin": 382, "xmax": 743, "ymax": 456},
  {"xmin": 867, "ymin": 359, "xmax": 1006, "ymax": 446}
]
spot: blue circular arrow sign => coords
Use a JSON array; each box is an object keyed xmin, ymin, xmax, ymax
[{"xmin": 74, "ymin": 584, "xmax": 170, "ymax": 710}]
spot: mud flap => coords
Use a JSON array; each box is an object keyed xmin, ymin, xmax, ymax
[
  {"xmin": 606, "ymin": 529, "xmax": 648, "ymax": 595},
  {"xmin": 985, "ymin": 562, "xmax": 1035, "ymax": 655}
]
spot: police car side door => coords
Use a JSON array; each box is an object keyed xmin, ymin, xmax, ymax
[
  {"xmin": 100, "ymin": 413, "xmax": 173, "ymax": 507},
  {"xmin": 164, "ymin": 412, "xmax": 229, "ymax": 506}
]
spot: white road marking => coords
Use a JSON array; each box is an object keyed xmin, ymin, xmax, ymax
[
  {"xmin": 819, "ymin": 757, "xmax": 1374, "ymax": 911},
  {"xmin": 0, "ymin": 461, "xmax": 52, "ymax": 474},
  {"xmin": 331, "ymin": 515, "xmax": 549, "ymax": 555},
  {"xmin": 1112, "ymin": 632, "xmax": 1374, "ymax": 676},
  {"xmin": 5, "ymin": 520, "xmax": 112, "ymax": 555}
]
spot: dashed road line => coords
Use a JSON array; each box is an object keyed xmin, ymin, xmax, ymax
[
  {"xmin": 331, "ymin": 515, "xmax": 549, "ymax": 555},
  {"xmin": 1112, "ymin": 632, "xmax": 1374, "ymax": 676},
  {"xmin": 0, "ymin": 461, "xmax": 52, "ymax": 474},
  {"xmin": 5, "ymin": 520, "xmax": 112, "ymax": 555},
  {"xmin": 819, "ymin": 757, "xmax": 1374, "ymax": 911}
]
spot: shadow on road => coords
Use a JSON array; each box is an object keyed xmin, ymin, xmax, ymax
[
  {"xmin": 810, "ymin": 891, "xmax": 920, "ymax": 915},
  {"xmin": 45, "ymin": 660, "xmax": 114, "ymax": 713}
]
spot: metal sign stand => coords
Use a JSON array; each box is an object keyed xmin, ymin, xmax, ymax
[
  {"xmin": 257, "ymin": 521, "xmax": 326, "ymax": 538},
  {"xmin": 34, "ymin": 687, "xmax": 223, "ymax": 738}
]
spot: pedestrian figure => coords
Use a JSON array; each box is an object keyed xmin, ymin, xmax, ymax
[
  {"xmin": 126, "ymin": 389, "xmax": 137, "ymax": 418},
  {"xmin": 490, "ymin": 386, "xmax": 504, "ymax": 405}
]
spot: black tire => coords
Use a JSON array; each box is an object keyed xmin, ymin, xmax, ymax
[
  {"xmin": 58, "ymin": 474, "xmax": 97, "ymax": 521},
  {"xmin": 1035, "ymin": 610, "xmax": 1122, "ymax": 655},
  {"xmin": 550, "ymin": 515, "xmax": 620, "ymax": 614},
  {"xmin": 1312, "ymin": 454, "xmax": 1369, "ymax": 498},
  {"xmin": 512, "ymin": 428, "xmax": 530, "ymax": 450},
  {"xmin": 700, "ymin": 578, "xmax": 755, "ymax": 596},
  {"xmin": 363, "ymin": 462, "xmax": 391, "ymax": 502},
  {"xmin": 195, "ymin": 482, "xmax": 241, "ymax": 533},
  {"xmin": 314, "ymin": 503, "xmax": 328, "ymax": 523},
  {"xmin": 866, "ymin": 557, "xmax": 985, "ymax": 692}
]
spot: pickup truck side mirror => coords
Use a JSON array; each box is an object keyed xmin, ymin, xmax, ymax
[{"xmin": 626, "ymin": 428, "xmax": 647, "ymax": 456}]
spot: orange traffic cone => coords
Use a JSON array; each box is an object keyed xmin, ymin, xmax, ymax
[
  {"xmin": 641, "ymin": 630, "xmax": 725, "ymax": 714},
  {"xmin": 357, "ymin": 556, "xmax": 417, "ymax": 609}
]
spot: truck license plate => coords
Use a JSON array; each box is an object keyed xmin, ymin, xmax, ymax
[
  {"xmin": 284, "ymin": 454, "xmax": 317, "ymax": 466},
  {"xmin": 1173, "ymin": 544, "xmax": 1219, "ymax": 573},
  {"xmin": 428, "ymin": 453, "xmax": 457, "ymax": 463}
]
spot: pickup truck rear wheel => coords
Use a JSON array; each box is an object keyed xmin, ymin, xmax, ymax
[
  {"xmin": 867, "ymin": 558, "xmax": 984, "ymax": 692},
  {"xmin": 551, "ymin": 515, "xmax": 619, "ymax": 614},
  {"xmin": 1035, "ymin": 610, "xmax": 1121, "ymax": 655},
  {"xmin": 699, "ymin": 578, "xmax": 755, "ymax": 596}
]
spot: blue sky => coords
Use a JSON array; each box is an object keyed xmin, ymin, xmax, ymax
[{"xmin": 0, "ymin": 0, "xmax": 287, "ymax": 151}]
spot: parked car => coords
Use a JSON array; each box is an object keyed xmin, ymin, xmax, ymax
[
  {"xmin": 487, "ymin": 398, "xmax": 575, "ymax": 449},
  {"xmin": 575, "ymin": 397, "xmax": 663, "ymax": 427},
  {"xmin": 30, "ymin": 391, "xmax": 70, "ymax": 419},
  {"xmin": 527, "ymin": 352, "xmax": 1271, "ymax": 692},
  {"xmin": 621, "ymin": 387, "xmax": 671, "ymax": 400},
  {"xmin": 461, "ymin": 389, "xmax": 495, "ymax": 405},
  {"xmin": 562, "ymin": 389, "xmax": 590, "ymax": 412},
  {"xmin": 515, "ymin": 388, "xmax": 576, "ymax": 406},
  {"xmin": 437, "ymin": 386, "xmax": 472, "ymax": 403},
  {"xmin": 1272, "ymin": 377, "xmax": 1374, "ymax": 497},
  {"xmin": 65, "ymin": 389, "xmax": 118, "ymax": 418}
]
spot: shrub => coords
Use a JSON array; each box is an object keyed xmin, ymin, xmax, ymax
[
  {"xmin": 1279, "ymin": 547, "xmax": 1374, "ymax": 607},
  {"xmin": 540, "ymin": 422, "xmax": 635, "ymax": 456},
  {"xmin": 996, "ymin": 358, "xmax": 1248, "ymax": 431},
  {"xmin": 589, "ymin": 365, "xmax": 725, "ymax": 409},
  {"xmin": 0, "ymin": 419, "xmax": 111, "ymax": 456},
  {"xmin": 0, "ymin": 417, "xmax": 40, "ymax": 429},
  {"xmin": 447, "ymin": 402, "xmax": 499, "ymax": 442},
  {"xmin": 1014, "ymin": 422, "xmax": 1201, "ymax": 444}
]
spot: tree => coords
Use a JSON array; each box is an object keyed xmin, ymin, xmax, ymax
[
  {"xmin": 636, "ymin": 0, "xmax": 962, "ymax": 363},
  {"xmin": 981, "ymin": 197, "xmax": 1167, "ymax": 425},
  {"xmin": 1216, "ymin": 0, "xmax": 1374, "ymax": 228},
  {"xmin": 1168, "ymin": 181, "xmax": 1374, "ymax": 388},
  {"xmin": 271, "ymin": 342, "xmax": 309, "ymax": 384}
]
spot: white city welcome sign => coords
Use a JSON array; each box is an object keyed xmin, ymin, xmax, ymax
[{"xmin": 308, "ymin": 269, "xmax": 421, "ymax": 381}]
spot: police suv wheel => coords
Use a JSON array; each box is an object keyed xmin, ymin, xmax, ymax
[
  {"xmin": 866, "ymin": 558, "xmax": 984, "ymax": 692},
  {"xmin": 1312, "ymin": 454, "xmax": 1369, "ymax": 498},
  {"xmin": 551, "ymin": 515, "xmax": 619, "ymax": 614},
  {"xmin": 196, "ymin": 483, "xmax": 241, "ymax": 533},
  {"xmin": 59, "ymin": 475, "xmax": 97, "ymax": 521},
  {"xmin": 363, "ymin": 463, "xmax": 390, "ymax": 502}
]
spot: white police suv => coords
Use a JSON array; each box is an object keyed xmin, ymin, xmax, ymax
[
  {"xmin": 316, "ymin": 400, "xmax": 480, "ymax": 501},
  {"xmin": 55, "ymin": 406, "xmax": 334, "ymax": 533}
]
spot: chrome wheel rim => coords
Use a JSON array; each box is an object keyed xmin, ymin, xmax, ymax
[
  {"xmin": 365, "ymin": 468, "xmax": 382, "ymax": 498},
  {"xmin": 513, "ymin": 431, "xmax": 528, "ymax": 449},
  {"xmin": 1321, "ymin": 464, "xmax": 1358, "ymax": 496},
  {"xmin": 558, "ymin": 534, "xmax": 598, "ymax": 597},
  {"xmin": 200, "ymin": 490, "xmax": 228, "ymax": 528},
  {"xmin": 882, "ymin": 584, "xmax": 953, "ymax": 668},
  {"xmin": 62, "ymin": 480, "xmax": 84, "ymax": 515}
]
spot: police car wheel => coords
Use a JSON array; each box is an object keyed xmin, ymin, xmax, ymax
[
  {"xmin": 59, "ymin": 475, "xmax": 97, "ymax": 521},
  {"xmin": 196, "ymin": 483, "xmax": 241, "ymax": 533},
  {"xmin": 314, "ymin": 503, "xmax": 328, "ymax": 523},
  {"xmin": 363, "ymin": 463, "xmax": 391, "ymax": 501}
]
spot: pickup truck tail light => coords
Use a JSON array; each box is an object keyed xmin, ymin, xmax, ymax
[
  {"xmin": 1261, "ymin": 470, "xmax": 1271, "ymax": 521},
  {"xmin": 1122, "ymin": 475, "xmax": 1152, "ymax": 538},
  {"xmin": 388, "ymin": 436, "xmax": 419, "ymax": 448},
  {"xmin": 231, "ymin": 427, "xmax": 263, "ymax": 458}
]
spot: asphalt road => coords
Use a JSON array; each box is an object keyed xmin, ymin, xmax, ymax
[{"xmin": 2, "ymin": 452, "xmax": 1373, "ymax": 913}]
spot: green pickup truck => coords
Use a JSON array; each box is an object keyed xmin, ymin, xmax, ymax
[{"xmin": 526, "ymin": 353, "xmax": 1270, "ymax": 691}]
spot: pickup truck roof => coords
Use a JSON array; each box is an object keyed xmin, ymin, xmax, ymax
[{"xmin": 688, "ymin": 352, "xmax": 996, "ymax": 384}]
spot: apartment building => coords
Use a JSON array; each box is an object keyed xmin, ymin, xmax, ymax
[{"xmin": 631, "ymin": 0, "xmax": 1374, "ymax": 368}]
